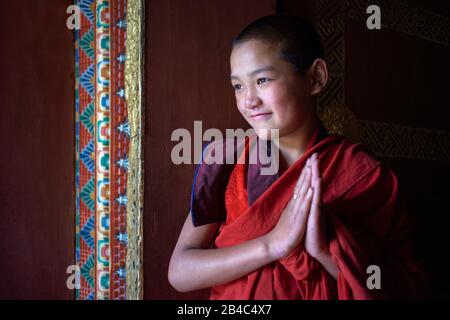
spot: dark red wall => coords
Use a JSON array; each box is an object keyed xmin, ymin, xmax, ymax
[
  {"xmin": 0, "ymin": 1, "xmax": 74, "ymax": 299},
  {"xmin": 144, "ymin": 0, "xmax": 276, "ymax": 299}
]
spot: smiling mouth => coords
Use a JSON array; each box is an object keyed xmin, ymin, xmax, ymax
[{"xmin": 250, "ymin": 112, "xmax": 273, "ymax": 122}]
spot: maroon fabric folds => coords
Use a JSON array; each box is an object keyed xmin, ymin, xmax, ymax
[{"xmin": 206, "ymin": 128, "xmax": 424, "ymax": 299}]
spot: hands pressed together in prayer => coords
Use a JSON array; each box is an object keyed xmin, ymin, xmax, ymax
[
  {"xmin": 267, "ymin": 153, "xmax": 338, "ymax": 280},
  {"xmin": 169, "ymin": 152, "xmax": 338, "ymax": 293}
]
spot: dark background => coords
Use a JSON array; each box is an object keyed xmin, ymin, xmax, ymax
[{"xmin": 0, "ymin": 0, "xmax": 448, "ymax": 299}]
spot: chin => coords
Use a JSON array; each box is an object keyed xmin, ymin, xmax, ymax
[{"xmin": 253, "ymin": 126, "xmax": 279, "ymax": 141}]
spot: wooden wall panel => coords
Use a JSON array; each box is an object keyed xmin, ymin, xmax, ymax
[
  {"xmin": 0, "ymin": 0, "xmax": 75, "ymax": 299},
  {"xmin": 144, "ymin": 0, "xmax": 276, "ymax": 299}
]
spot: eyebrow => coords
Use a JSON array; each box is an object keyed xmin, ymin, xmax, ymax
[{"xmin": 230, "ymin": 66, "xmax": 275, "ymax": 80}]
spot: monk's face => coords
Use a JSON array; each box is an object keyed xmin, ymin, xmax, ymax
[{"xmin": 230, "ymin": 39, "xmax": 314, "ymax": 139}]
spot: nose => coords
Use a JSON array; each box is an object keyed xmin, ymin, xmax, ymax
[{"xmin": 244, "ymin": 87, "xmax": 261, "ymax": 109}]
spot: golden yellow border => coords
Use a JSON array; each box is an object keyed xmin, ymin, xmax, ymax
[{"xmin": 125, "ymin": 0, "xmax": 145, "ymax": 300}]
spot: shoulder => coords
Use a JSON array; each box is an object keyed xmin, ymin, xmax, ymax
[
  {"xmin": 325, "ymin": 134, "xmax": 381, "ymax": 173},
  {"xmin": 322, "ymin": 136, "xmax": 407, "ymax": 241},
  {"xmin": 200, "ymin": 136, "xmax": 250, "ymax": 165},
  {"xmin": 320, "ymin": 134, "xmax": 396, "ymax": 203},
  {"xmin": 190, "ymin": 136, "xmax": 250, "ymax": 227}
]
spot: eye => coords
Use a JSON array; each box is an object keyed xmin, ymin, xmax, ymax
[
  {"xmin": 232, "ymin": 83, "xmax": 242, "ymax": 91},
  {"xmin": 257, "ymin": 78, "xmax": 270, "ymax": 85}
]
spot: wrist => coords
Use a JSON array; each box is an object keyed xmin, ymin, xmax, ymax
[
  {"xmin": 312, "ymin": 249, "xmax": 338, "ymax": 280},
  {"xmin": 262, "ymin": 233, "xmax": 288, "ymax": 261},
  {"xmin": 310, "ymin": 248, "xmax": 331, "ymax": 261}
]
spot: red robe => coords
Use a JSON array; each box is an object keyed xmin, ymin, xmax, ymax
[{"xmin": 210, "ymin": 128, "xmax": 424, "ymax": 300}]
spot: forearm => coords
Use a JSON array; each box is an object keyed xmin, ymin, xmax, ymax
[{"xmin": 169, "ymin": 234, "xmax": 276, "ymax": 292}]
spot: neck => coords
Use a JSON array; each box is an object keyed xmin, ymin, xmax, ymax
[{"xmin": 274, "ymin": 113, "xmax": 320, "ymax": 168}]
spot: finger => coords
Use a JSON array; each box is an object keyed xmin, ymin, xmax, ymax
[
  {"xmin": 291, "ymin": 158, "xmax": 312, "ymax": 210},
  {"xmin": 293, "ymin": 165, "xmax": 312, "ymax": 212},
  {"xmin": 311, "ymin": 153, "xmax": 321, "ymax": 181},
  {"xmin": 298, "ymin": 163, "xmax": 312, "ymax": 200},
  {"xmin": 309, "ymin": 177, "xmax": 322, "ymax": 224},
  {"xmin": 295, "ymin": 187, "xmax": 314, "ymax": 226},
  {"xmin": 312, "ymin": 154, "xmax": 322, "ymax": 208},
  {"xmin": 293, "ymin": 157, "xmax": 311, "ymax": 195},
  {"xmin": 306, "ymin": 178, "xmax": 325, "ymax": 238}
]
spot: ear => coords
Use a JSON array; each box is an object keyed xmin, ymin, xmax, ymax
[{"xmin": 309, "ymin": 59, "xmax": 328, "ymax": 95}]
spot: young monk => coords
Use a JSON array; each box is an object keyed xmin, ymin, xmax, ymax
[{"xmin": 168, "ymin": 14, "xmax": 423, "ymax": 299}]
